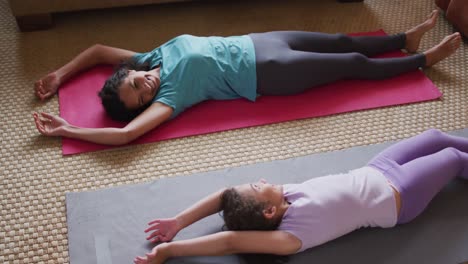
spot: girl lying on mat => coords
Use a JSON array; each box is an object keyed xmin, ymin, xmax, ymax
[
  {"xmin": 133, "ymin": 129, "xmax": 468, "ymax": 264},
  {"xmin": 33, "ymin": 11, "xmax": 460, "ymax": 146}
]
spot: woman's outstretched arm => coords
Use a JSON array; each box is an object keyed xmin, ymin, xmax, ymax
[
  {"xmin": 33, "ymin": 102, "xmax": 173, "ymax": 145},
  {"xmin": 144, "ymin": 188, "xmax": 227, "ymax": 244},
  {"xmin": 134, "ymin": 231, "xmax": 301, "ymax": 264},
  {"xmin": 34, "ymin": 44, "xmax": 136, "ymax": 100}
]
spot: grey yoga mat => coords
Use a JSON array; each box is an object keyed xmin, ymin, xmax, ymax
[{"xmin": 66, "ymin": 129, "xmax": 468, "ymax": 264}]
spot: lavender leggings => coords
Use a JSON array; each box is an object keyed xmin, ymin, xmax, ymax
[
  {"xmin": 249, "ymin": 31, "xmax": 426, "ymax": 95},
  {"xmin": 367, "ymin": 129, "xmax": 468, "ymax": 224}
]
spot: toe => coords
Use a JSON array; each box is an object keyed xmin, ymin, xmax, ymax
[{"xmin": 429, "ymin": 10, "xmax": 439, "ymax": 20}]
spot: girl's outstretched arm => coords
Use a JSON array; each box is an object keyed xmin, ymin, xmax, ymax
[
  {"xmin": 134, "ymin": 231, "xmax": 302, "ymax": 264},
  {"xmin": 34, "ymin": 44, "xmax": 136, "ymax": 100},
  {"xmin": 144, "ymin": 188, "xmax": 227, "ymax": 244},
  {"xmin": 33, "ymin": 102, "xmax": 173, "ymax": 145}
]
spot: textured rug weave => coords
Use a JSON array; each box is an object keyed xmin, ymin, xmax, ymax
[{"xmin": 0, "ymin": 0, "xmax": 466, "ymax": 263}]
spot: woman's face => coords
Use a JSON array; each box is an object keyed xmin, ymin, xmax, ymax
[
  {"xmin": 118, "ymin": 69, "xmax": 160, "ymax": 109},
  {"xmin": 235, "ymin": 179, "xmax": 284, "ymax": 207}
]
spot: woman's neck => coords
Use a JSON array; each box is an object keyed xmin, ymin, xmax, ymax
[{"xmin": 149, "ymin": 67, "xmax": 160, "ymax": 77}]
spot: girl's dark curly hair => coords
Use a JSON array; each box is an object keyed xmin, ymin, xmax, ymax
[
  {"xmin": 98, "ymin": 60, "xmax": 152, "ymax": 122},
  {"xmin": 220, "ymin": 188, "xmax": 282, "ymax": 231}
]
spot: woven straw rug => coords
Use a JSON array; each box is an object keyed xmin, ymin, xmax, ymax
[{"xmin": 0, "ymin": 0, "xmax": 466, "ymax": 263}]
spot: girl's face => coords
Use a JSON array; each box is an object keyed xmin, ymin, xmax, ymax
[
  {"xmin": 235, "ymin": 179, "xmax": 285, "ymax": 208},
  {"xmin": 118, "ymin": 69, "xmax": 160, "ymax": 109}
]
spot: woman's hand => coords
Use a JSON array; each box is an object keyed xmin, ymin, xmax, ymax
[
  {"xmin": 33, "ymin": 112, "xmax": 69, "ymax": 137},
  {"xmin": 34, "ymin": 72, "xmax": 60, "ymax": 100},
  {"xmin": 134, "ymin": 243, "xmax": 170, "ymax": 264},
  {"xmin": 145, "ymin": 218, "xmax": 181, "ymax": 243}
]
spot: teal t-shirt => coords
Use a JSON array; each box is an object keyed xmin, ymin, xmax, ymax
[{"xmin": 132, "ymin": 34, "xmax": 257, "ymax": 118}]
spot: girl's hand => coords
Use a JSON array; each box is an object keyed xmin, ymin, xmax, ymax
[
  {"xmin": 145, "ymin": 218, "xmax": 181, "ymax": 243},
  {"xmin": 134, "ymin": 243, "xmax": 169, "ymax": 264},
  {"xmin": 34, "ymin": 72, "xmax": 60, "ymax": 100},
  {"xmin": 33, "ymin": 112, "xmax": 69, "ymax": 137}
]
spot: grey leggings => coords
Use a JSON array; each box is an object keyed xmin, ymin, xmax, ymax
[{"xmin": 249, "ymin": 31, "xmax": 426, "ymax": 95}]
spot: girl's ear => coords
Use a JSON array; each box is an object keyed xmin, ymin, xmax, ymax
[{"xmin": 262, "ymin": 205, "xmax": 277, "ymax": 219}]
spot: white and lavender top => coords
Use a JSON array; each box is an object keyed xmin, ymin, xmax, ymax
[{"xmin": 279, "ymin": 166, "xmax": 397, "ymax": 252}]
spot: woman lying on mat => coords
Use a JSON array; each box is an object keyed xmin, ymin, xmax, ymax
[
  {"xmin": 133, "ymin": 129, "xmax": 468, "ymax": 264},
  {"xmin": 33, "ymin": 11, "xmax": 460, "ymax": 145}
]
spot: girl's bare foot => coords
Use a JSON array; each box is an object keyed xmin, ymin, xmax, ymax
[
  {"xmin": 424, "ymin": 32, "xmax": 461, "ymax": 67},
  {"xmin": 405, "ymin": 10, "xmax": 439, "ymax": 53}
]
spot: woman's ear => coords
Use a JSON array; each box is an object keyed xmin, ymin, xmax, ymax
[{"xmin": 262, "ymin": 205, "xmax": 277, "ymax": 219}]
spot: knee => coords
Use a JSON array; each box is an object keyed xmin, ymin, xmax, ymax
[
  {"xmin": 348, "ymin": 52, "xmax": 369, "ymax": 65},
  {"xmin": 423, "ymin": 128, "xmax": 444, "ymax": 138},
  {"xmin": 335, "ymin": 33, "xmax": 353, "ymax": 46},
  {"xmin": 441, "ymin": 147, "xmax": 461, "ymax": 159}
]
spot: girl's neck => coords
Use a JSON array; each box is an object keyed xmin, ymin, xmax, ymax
[{"xmin": 277, "ymin": 198, "xmax": 290, "ymax": 219}]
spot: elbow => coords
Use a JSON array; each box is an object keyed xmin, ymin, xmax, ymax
[
  {"xmin": 89, "ymin": 44, "xmax": 102, "ymax": 56},
  {"xmin": 120, "ymin": 128, "xmax": 138, "ymax": 145},
  {"xmin": 223, "ymin": 232, "xmax": 239, "ymax": 255},
  {"xmin": 90, "ymin": 44, "xmax": 109, "ymax": 64},
  {"xmin": 106, "ymin": 128, "xmax": 135, "ymax": 146},
  {"xmin": 91, "ymin": 44, "xmax": 105, "ymax": 52}
]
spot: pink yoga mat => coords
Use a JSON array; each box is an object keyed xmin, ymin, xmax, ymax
[{"xmin": 58, "ymin": 30, "xmax": 441, "ymax": 155}]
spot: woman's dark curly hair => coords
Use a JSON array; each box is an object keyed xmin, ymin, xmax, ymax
[
  {"xmin": 220, "ymin": 188, "xmax": 282, "ymax": 231},
  {"xmin": 98, "ymin": 60, "xmax": 152, "ymax": 122}
]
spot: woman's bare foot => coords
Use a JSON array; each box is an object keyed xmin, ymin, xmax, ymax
[
  {"xmin": 405, "ymin": 10, "xmax": 439, "ymax": 53},
  {"xmin": 424, "ymin": 32, "xmax": 462, "ymax": 67}
]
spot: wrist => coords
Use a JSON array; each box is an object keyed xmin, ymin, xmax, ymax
[
  {"xmin": 174, "ymin": 216, "xmax": 184, "ymax": 231},
  {"xmin": 61, "ymin": 124, "xmax": 74, "ymax": 137},
  {"xmin": 159, "ymin": 243, "xmax": 172, "ymax": 260},
  {"xmin": 53, "ymin": 70, "xmax": 64, "ymax": 85}
]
